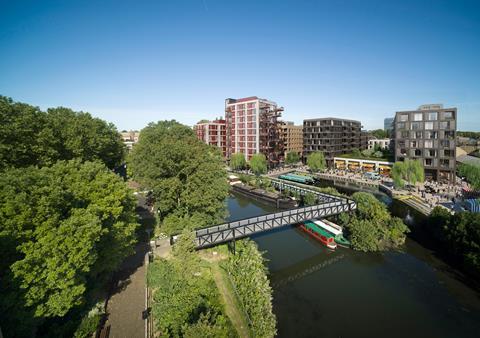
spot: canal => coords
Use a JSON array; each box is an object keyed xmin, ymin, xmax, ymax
[{"xmin": 226, "ymin": 182, "xmax": 480, "ymax": 338}]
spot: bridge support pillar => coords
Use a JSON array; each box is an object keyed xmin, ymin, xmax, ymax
[{"xmin": 227, "ymin": 240, "xmax": 236, "ymax": 255}]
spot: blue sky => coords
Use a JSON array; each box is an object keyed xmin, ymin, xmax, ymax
[{"xmin": 1, "ymin": 0, "xmax": 479, "ymax": 131}]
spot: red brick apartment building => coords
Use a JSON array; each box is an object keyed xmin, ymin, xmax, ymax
[
  {"xmin": 225, "ymin": 96, "xmax": 284, "ymax": 167},
  {"xmin": 193, "ymin": 119, "xmax": 227, "ymax": 157}
]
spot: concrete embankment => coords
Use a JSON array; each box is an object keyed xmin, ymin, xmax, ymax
[{"xmin": 232, "ymin": 183, "xmax": 297, "ymax": 209}]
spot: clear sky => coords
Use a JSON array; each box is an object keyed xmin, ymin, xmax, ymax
[{"xmin": 1, "ymin": 0, "xmax": 479, "ymax": 131}]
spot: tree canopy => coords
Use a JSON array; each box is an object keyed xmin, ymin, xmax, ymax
[
  {"xmin": 391, "ymin": 159, "xmax": 425, "ymax": 188},
  {"xmin": 285, "ymin": 151, "xmax": 300, "ymax": 165},
  {"xmin": 370, "ymin": 129, "xmax": 388, "ymax": 139},
  {"xmin": 341, "ymin": 192, "xmax": 409, "ymax": 252},
  {"xmin": 458, "ymin": 163, "xmax": 480, "ymax": 190},
  {"xmin": 249, "ymin": 153, "xmax": 268, "ymax": 176},
  {"xmin": 230, "ymin": 153, "xmax": 247, "ymax": 171},
  {"xmin": 307, "ymin": 151, "xmax": 326, "ymax": 172},
  {"xmin": 0, "ymin": 96, "xmax": 125, "ymax": 170},
  {"xmin": 127, "ymin": 120, "xmax": 230, "ymax": 234},
  {"xmin": 0, "ymin": 160, "xmax": 138, "ymax": 337}
]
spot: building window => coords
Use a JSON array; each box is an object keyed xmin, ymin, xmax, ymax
[
  {"xmin": 414, "ymin": 149, "xmax": 422, "ymax": 156},
  {"xmin": 444, "ymin": 111, "xmax": 453, "ymax": 119},
  {"xmin": 427, "ymin": 112, "xmax": 438, "ymax": 121},
  {"xmin": 444, "ymin": 149, "xmax": 452, "ymax": 157},
  {"xmin": 440, "ymin": 159, "xmax": 450, "ymax": 168},
  {"xmin": 440, "ymin": 140, "xmax": 450, "ymax": 147},
  {"xmin": 425, "ymin": 158, "xmax": 433, "ymax": 166},
  {"xmin": 439, "ymin": 121, "xmax": 449, "ymax": 129},
  {"xmin": 400, "ymin": 149, "xmax": 407, "ymax": 156},
  {"xmin": 411, "ymin": 131, "xmax": 423, "ymax": 139},
  {"xmin": 424, "ymin": 140, "xmax": 433, "ymax": 148},
  {"xmin": 425, "ymin": 122, "xmax": 434, "ymax": 130},
  {"xmin": 397, "ymin": 122, "xmax": 406, "ymax": 129},
  {"xmin": 444, "ymin": 131, "xmax": 454, "ymax": 139},
  {"xmin": 426, "ymin": 131, "xmax": 438, "ymax": 139},
  {"xmin": 411, "ymin": 122, "xmax": 421, "ymax": 130},
  {"xmin": 400, "ymin": 114, "xmax": 408, "ymax": 122},
  {"xmin": 401, "ymin": 131, "xmax": 409, "ymax": 138},
  {"xmin": 414, "ymin": 113, "xmax": 423, "ymax": 121},
  {"xmin": 411, "ymin": 141, "xmax": 418, "ymax": 147},
  {"xmin": 427, "ymin": 149, "xmax": 436, "ymax": 157}
]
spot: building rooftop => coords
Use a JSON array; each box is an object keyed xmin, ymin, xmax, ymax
[
  {"xmin": 457, "ymin": 154, "xmax": 480, "ymax": 167},
  {"xmin": 303, "ymin": 117, "xmax": 361, "ymax": 123}
]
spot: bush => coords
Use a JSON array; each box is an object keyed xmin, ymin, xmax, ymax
[{"xmin": 73, "ymin": 314, "xmax": 101, "ymax": 338}]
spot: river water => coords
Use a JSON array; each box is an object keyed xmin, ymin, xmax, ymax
[{"xmin": 226, "ymin": 181, "xmax": 480, "ymax": 338}]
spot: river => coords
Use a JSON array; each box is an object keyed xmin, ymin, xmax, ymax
[{"xmin": 226, "ymin": 181, "xmax": 480, "ymax": 338}]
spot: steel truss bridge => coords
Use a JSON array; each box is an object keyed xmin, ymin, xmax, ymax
[{"xmin": 173, "ymin": 179, "xmax": 357, "ymax": 249}]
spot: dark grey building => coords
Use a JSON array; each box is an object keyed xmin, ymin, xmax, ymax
[
  {"xmin": 303, "ymin": 117, "xmax": 365, "ymax": 166},
  {"xmin": 394, "ymin": 104, "xmax": 457, "ymax": 183}
]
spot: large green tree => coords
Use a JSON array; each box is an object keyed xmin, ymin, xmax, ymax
[
  {"xmin": 0, "ymin": 96, "xmax": 125, "ymax": 170},
  {"xmin": 230, "ymin": 153, "xmax": 247, "ymax": 171},
  {"xmin": 285, "ymin": 151, "xmax": 300, "ymax": 165},
  {"xmin": 458, "ymin": 163, "xmax": 480, "ymax": 190},
  {"xmin": 307, "ymin": 151, "xmax": 326, "ymax": 172},
  {"xmin": 249, "ymin": 153, "xmax": 268, "ymax": 176},
  {"xmin": 0, "ymin": 160, "xmax": 138, "ymax": 337},
  {"xmin": 391, "ymin": 159, "xmax": 424, "ymax": 188},
  {"xmin": 128, "ymin": 121, "xmax": 230, "ymax": 233}
]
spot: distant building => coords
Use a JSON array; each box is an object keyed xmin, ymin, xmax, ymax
[
  {"xmin": 193, "ymin": 119, "xmax": 227, "ymax": 157},
  {"xmin": 368, "ymin": 138, "xmax": 391, "ymax": 150},
  {"xmin": 281, "ymin": 121, "xmax": 303, "ymax": 157},
  {"xmin": 225, "ymin": 97, "xmax": 284, "ymax": 166},
  {"xmin": 384, "ymin": 117, "xmax": 394, "ymax": 132},
  {"xmin": 120, "ymin": 130, "xmax": 140, "ymax": 150},
  {"xmin": 303, "ymin": 117, "xmax": 365, "ymax": 166},
  {"xmin": 394, "ymin": 104, "xmax": 457, "ymax": 183}
]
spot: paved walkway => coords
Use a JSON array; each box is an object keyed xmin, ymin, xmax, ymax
[{"xmin": 105, "ymin": 242, "xmax": 148, "ymax": 338}]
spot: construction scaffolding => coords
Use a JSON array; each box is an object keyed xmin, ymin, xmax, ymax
[{"xmin": 259, "ymin": 103, "xmax": 284, "ymax": 168}]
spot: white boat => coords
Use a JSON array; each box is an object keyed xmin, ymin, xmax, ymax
[{"xmin": 313, "ymin": 219, "xmax": 342, "ymax": 236}]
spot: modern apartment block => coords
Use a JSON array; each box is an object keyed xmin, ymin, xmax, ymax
[
  {"xmin": 281, "ymin": 121, "xmax": 303, "ymax": 157},
  {"xmin": 193, "ymin": 119, "xmax": 227, "ymax": 157},
  {"xmin": 368, "ymin": 138, "xmax": 391, "ymax": 150},
  {"xmin": 303, "ymin": 118, "xmax": 365, "ymax": 166},
  {"xmin": 225, "ymin": 96, "xmax": 283, "ymax": 166},
  {"xmin": 394, "ymin": 104, "xmax": 457, "ymax": 183}
]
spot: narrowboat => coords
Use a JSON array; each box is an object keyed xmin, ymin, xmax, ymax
[
  {"xmin": 299, "ymin": 221, "xmax": 337, "ymax": 249},
  {"xmin": 314, "ymin": 219, "xmax": 351, "ymax": 248},
  {"xmin": 278, "ymin": 173, "xmax": 314, "ymax": 184}
]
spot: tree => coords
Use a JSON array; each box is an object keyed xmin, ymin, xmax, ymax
[
  {"xmin": 307, "ymin": 151, "xmax": 326, "ymax": 172},
  {"xmin": 0, "ymin": 96, "xmax": 125, "ymax": 170},
  {"xmin": 391, "ymin": 159, "xmax": 424, "ymax": 188},
  {"xmin": 303, "ymin": 192, "xmax": 316, "ymax": 206},
  {"xmin": 249, "ymin": 153, "xmax": 268, "ymax": 176},
  {"xmin": 127, "ymin": 120, "xmax": 230, "ymax": 231},
  {"xmin": 458, "ymin": 163, "xmax": 480, "ymax": 190},
  {"xmin": 230, "ymin": 153, "xmax": 247, "ymax": 171},
  {"xmin": 285, "ymin": 151, "xmax": 300, "ymax": 165},
  {"xmin": 0, "ymin": 160, "xmax": 138, "ymax": 336},
  {"xmin": 370, "ymin": 129, "xmax": 388, "ymax": 139}
]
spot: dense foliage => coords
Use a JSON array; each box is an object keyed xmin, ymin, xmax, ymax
[
  {"xmin": 223, "ymin": 240, "xmax": 276, "ymax": 338},
  {"xmin": 249, "ymin": 153, "xmax": 268, "ymax": 176},
  {"xmin": 147, "ymin": 232, "xmax": 236, "ymax": 337},
  {"xmin": 128, "ymin": 120, "xmax": 230, "ymax": 235},
  {"xmin": 391, "ymin": 159, "xmax": 425, "ymax": 188},
  {"xmin": 341, "ymin": 192, "xmax": 410, "ymax": 252},
  {"xmin": 458, "ymin": 163, "xmax": 480, "ymax": 190},
  {"xmin": 457, "ymin": 131, "xmax": 480, "ymax": 140},
  {"xmin": 285, "ymin": 151, "xmax": 300, "ymax": 165},
  {"xmin": 230, "ymin": 153, "xmax": 247, "ymax": 170},
  {"xmin": 307, "ymin": 151, "xmax": 326, "ymax": 172},
  {"xmin": 0, "ymin": 160, "xmax": 139, "ymax": 337},
  {"xmin": 370, "ymin": 129, "xmax": 388, "ymax": 139},
  {"xmin": 0, "ymin": 96, "xmax": 125, "ymax": 170},
  {"xmin": 303, "ymin": 192, "xmax": 317, "ymax": 206},
  {"xmin": 426, "ymin": 207, "xmax": 480, "ymax": 277}
]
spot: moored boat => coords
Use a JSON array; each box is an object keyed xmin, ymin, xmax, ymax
[
  {"xmin": 314, "ymin": 219, "xmax": 351, "ymax": 248},
  {"xmin": 299, "ymin": 221, "xmax": 337, "ymax": 249},
  {"xmin": 334, "ymin": 234, "xmax": 351, "ymax": 248}
]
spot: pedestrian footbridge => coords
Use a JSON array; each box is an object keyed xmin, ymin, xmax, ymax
[{"xmin": 172, "ymin": 179, "xmax": 357, "ymax": 249}]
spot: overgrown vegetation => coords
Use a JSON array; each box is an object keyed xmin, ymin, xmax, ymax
[
  {"xmin": 458, "ymin": 163, "xmax": 480, "ymax": 190},
  {"xmin": 128, "ymin": 120, "xmax": 230, "ymax": 235},
  {"xmin": 249, "ymin": 153, "xmax": 268, "ymax": 176},
  {"xmin": 391, "ymin": 159, "xmax": 425, "ymax": 188},
  {"xmin": 147, "ymin": 232, "xmax": 237, "ymax": 337},
  {"xmin": 222, "ymin": 240, "xmax": 277, "ymax": 338},
  {"xmin": 425, "ymin": 207, "xmax": 480, "ymax": 278},
  {"xmin": 340, "ymin": 192, "xmax": 410, "ymax": 252},
  {"xmin": 307, "ymin": 151, "xmax": 326, "ymax": 172}
]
